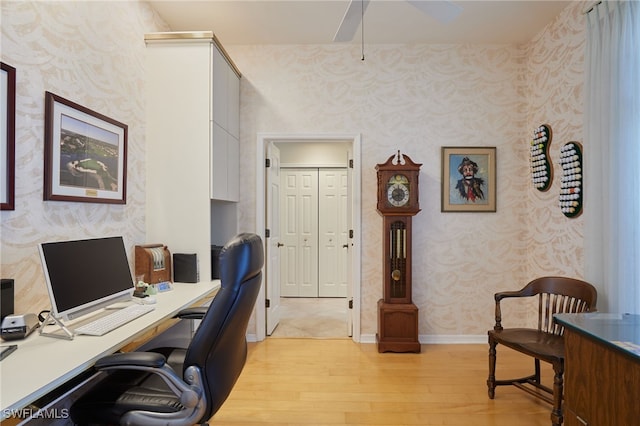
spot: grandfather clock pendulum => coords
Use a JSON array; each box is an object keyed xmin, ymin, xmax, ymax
[{"xmin": 375, "ymin": 151, "xmax": 422, "ymax": 353}]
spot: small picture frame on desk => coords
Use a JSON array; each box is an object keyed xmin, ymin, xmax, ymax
[{"xmin": 44, "ymin": 91, "xmax": 128, "ymax": 204}]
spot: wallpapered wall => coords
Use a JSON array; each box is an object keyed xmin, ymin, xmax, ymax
[
  {"xmin": 227, "ymin": 1, "xmax": 587, "ymax": 339},
  {"xmin": 0, "ymin": 0, "xmax": 587, "ymax": 339},
  {"xmin": 524, "ymin": 4, "xmax": 586, "ymax": 281},
  {"xmin": 0, "ymin": 1, "xmax": 168, "ymax": 314}
]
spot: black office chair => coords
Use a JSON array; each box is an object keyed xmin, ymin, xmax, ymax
[{"xmin": 71, "ymin": 233, "xmax": 264, "ymax": 426}]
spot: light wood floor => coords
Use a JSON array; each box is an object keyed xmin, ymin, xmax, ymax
[{"xmin": 211, "ymin": 339, "xmax": 554, "ymax": 425}]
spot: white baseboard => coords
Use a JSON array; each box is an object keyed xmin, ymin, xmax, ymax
[
  {"xmin": 251, "ymin": 333, "xmax": 487, "ymax": 344},
  {"xmin": 359, "ymin": 334, "xmax": 487, "ymax": 345}
]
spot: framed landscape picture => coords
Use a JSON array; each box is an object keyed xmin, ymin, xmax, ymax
[
  {"xmin": 44, "ymin": 92, "xmax": 127, "ymax": 204},
  {"xmin": 1, "ymin": 62, "xmax": 16, "ymax": 210},
  {"xmin": 441, "ymin": 146, "xmax": 496, "ymax": 212}
]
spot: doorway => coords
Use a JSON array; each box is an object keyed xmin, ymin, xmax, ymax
[{"xmin": 255, "ymin": 134, "xmax": 362, "ymax": 342}]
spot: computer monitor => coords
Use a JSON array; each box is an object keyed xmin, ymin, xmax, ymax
[{"xmin": 39, "ymin": 236, "xmax": 135, "ymax": 322}]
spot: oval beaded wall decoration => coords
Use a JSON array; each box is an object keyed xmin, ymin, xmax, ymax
[
  {"xmin": 559, "ymin": 141, "xmax": 583, "ymax": 218},
  {"xmin": 530, "ymin": 124, "xmax": 553, "ymax": 191}
]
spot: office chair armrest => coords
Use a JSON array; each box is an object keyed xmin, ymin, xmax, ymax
[
  {"xmin": 95, "ymin": 351, "xmax": 166, "ymax": 369},
  {"xmin": 174, "ymin": 306, "xmax": 208, "ymax": 320},
  {"xmin": 94, "ymin": 352, "xmax": 204, "ymax": 411}
]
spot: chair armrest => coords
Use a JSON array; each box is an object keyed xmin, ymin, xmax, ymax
[
  {"xmin": 494, "ymin": 288, "xmax": 529, "ymax": 302},
  {"xmin": 174, "ymin": 306, "xmax": 208, "ymax": 320},
  {"xmin": 95, "ymin": 351, "xmax": 166, "ymax": 369},
  {"xmin": 93, "ymin": 351, "xmax": 204, "ymax": 412},
  {"xmin": 493, "ymin": 289, "xmax": 533, "ymax": 331}
]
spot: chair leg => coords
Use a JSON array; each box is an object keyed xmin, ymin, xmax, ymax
[
  {"xmin": 550, "ymin": 359, "xmax": 564, "ymax": 426},
  {"xmin": 487, "ymin": 338, "xmax": 497, "ymax": 399}
]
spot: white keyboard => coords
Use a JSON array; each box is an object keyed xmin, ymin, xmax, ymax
[{"xmin": 74, "ymin": 304, "xmax": 155, "ymax": 336}]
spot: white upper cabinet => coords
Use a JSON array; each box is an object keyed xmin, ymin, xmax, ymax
[{"xmin": 211, "ymin": 43, "xmax": 241, "ymax": 201}]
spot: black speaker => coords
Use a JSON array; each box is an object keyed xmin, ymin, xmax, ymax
[
  {"xmin": 173, "ymin": 253, "xmax": 199, "ymax": 283},
  {"xmin": 211, "ymin": 245, "xmax": 223, "ymax": 280},
  {"xmin": 1, "ymin": 279, "xmax": 15, "ymax": 321}
]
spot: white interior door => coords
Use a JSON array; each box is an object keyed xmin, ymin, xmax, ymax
[
  {"xmin": 280, "ymin": 169, "xmax": 318, "ymax": 297},
  {"xmin": 318, "ymin": 169, "xmax": 349, "ymax": 297},
  {"xmin": 266, "ymin": 142, "xmax": 281, "ymax": 335}
]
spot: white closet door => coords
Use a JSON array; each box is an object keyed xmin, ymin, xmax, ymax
[
  {"xmin": 319, "ymin": 169, "xmax": 349, "ymax": 297},
  {"xmin": 280, "ymin": 169, "xmax": 318, "ymax": 297}
]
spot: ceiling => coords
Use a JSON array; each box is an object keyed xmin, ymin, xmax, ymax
[{"xmin": 146, "ymin": 0, "xmax": 573, "ymax": 46}]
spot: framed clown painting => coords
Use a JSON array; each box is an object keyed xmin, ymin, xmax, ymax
[{"xmin": 441, "ymin": 146, "xmax": 496, "ymax": 212}]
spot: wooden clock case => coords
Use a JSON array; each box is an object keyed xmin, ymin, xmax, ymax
[{"xmin": 375, "ymin": 151, "xmax": 422, "ymax": 353}]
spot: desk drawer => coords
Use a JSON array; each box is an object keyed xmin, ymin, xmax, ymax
[{"xmin": 1, "ymin": 370, "xmax": 106, "ymax": 426}]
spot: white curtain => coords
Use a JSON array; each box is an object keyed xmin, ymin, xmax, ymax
[{"xmin": 584, "ymin": 0, "xmax": 640, "ymax": 313}]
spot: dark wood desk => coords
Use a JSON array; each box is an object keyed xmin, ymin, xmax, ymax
[{"xmin": 555, "ymin": 313, "xmax": 640, "ymax": 426}]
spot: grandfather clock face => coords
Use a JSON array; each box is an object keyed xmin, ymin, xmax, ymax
[
  {"xmin": 376, "ymin": 152, "xmax": 421, "ymax": 215},
  {"xmin": 386, "ymin": 174, "xmax": 410, "ymax": 207}
]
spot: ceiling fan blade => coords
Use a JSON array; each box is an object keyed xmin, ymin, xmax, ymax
[
  {"xmin": 333, "ymin": 0, "xmax": 370, "ymax": 42},
  {"xmin": 407, "ymin": 0, "xmax": 463, "ymax": 24}
]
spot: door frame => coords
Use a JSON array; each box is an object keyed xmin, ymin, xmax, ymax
[{"xmin": 255, "ymin": 133, "xmax": 362, "ymax": 342}]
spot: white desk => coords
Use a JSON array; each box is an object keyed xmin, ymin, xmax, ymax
[{"xmin": 0, "ymin": 281, "xmax": 219, "ymax": 419}]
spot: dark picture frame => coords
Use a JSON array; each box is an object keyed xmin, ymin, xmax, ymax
[
  {"xmin": 441, "ymin": 146, "xmax": 496, "ymax": 212},
  {"xmin": 1, "ymin": 62, "xmax": 16, "ymax": 210},
  {"xmin": 44, "ymin": 92, "xmax": 127, "ymax": 204}
]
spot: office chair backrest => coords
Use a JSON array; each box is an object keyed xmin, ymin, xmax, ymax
[{"xmin": 183, "ymin": 233, "xmax": 264, "ymax": 420}]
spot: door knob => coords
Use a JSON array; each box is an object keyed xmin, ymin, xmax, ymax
[
  {"xmin": 342, "ymin": 244, "xmax": 349, "ymax": 248},
  {"xmin": 277, "ymin": 242, "xmax": 284, "ymax": 247}
]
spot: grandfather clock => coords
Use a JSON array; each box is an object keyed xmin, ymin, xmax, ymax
[{"xmin": 376, "ymin": 151, "xmax": 422, "ymax": 353}]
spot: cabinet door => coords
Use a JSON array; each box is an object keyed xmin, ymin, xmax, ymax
[
  {"xmin": 228, "ymin": 70, "xmax": 240, "ymax": 139},
  {"xmin": 211, "ymin": 123, "xmax": 239, "ymax": 202},
  {"xmin": 211, "ymin": 122, "xmax": 228, "ymax": 200},
  {"xmin": 212, "ymin": 45, "xmax": 240, "ymax": 139},
  {"xmin": 227, "ymin": 136, "xmax": 239, "ymax": 202},
  {"xmin": 212, "ymin": 46, "xmax": 228, "ymax": 129}
]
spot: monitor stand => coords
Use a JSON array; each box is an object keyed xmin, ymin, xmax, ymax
[{"xmin": 39, "ymin": 311, "xmax": 74, "ymax": 340}]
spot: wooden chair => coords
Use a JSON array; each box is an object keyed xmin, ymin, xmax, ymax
[{"xmin": 487, "ymin": 276, "xmax": 597, "ymax": 426}]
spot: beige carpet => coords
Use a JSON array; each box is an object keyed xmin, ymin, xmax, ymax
[{"xmin": 270, "ymin": 297, "xmax": 349, "ymax": 339}]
